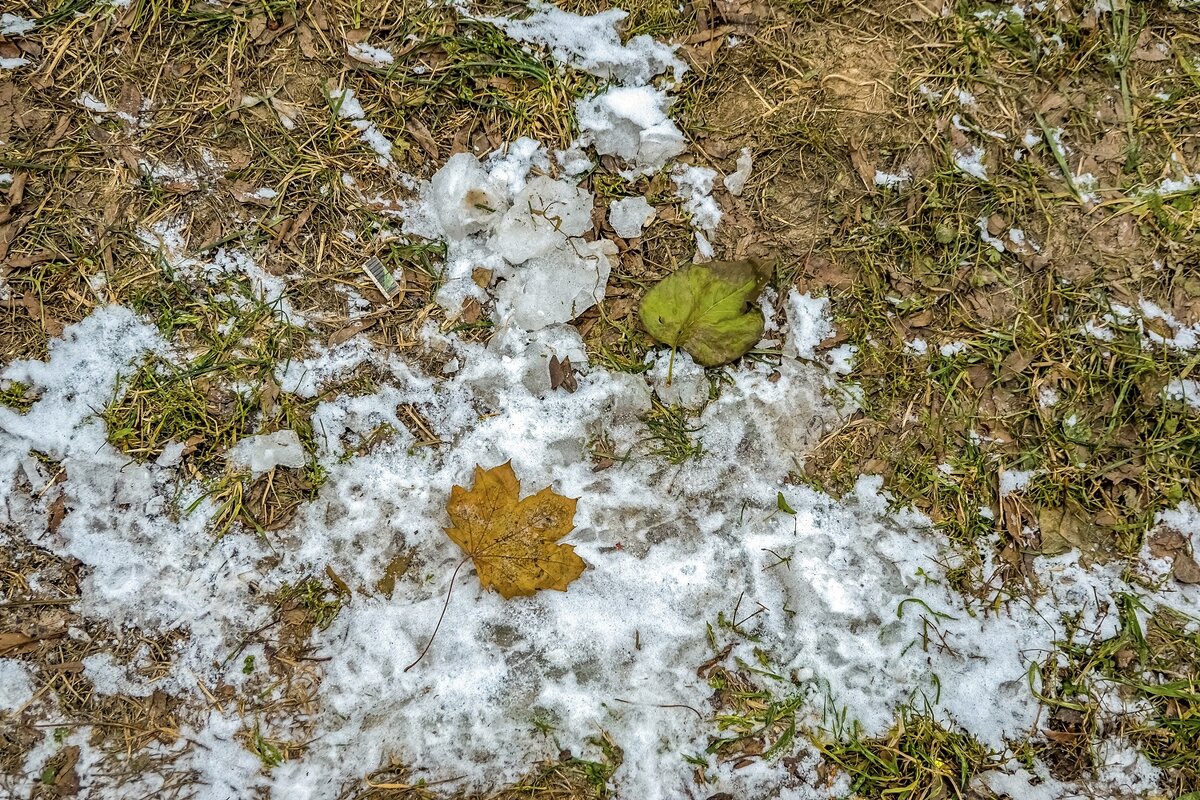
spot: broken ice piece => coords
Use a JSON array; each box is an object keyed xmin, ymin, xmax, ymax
[
  {"xmin": 723, "ymin": 148, "xmax": 753, "ymax": 196},
  {"xmin": 361, "ymin": 256, "xmax": 403, "ymax": 299},
  {"xmin": 491, "ymin": 176, "xmax": 593, "ymax": 264},
  {"xmin": 428, "ymin": 153, "xmax": 509, "ymax": 240},
  {"xmin": 495, "ymin": 238, "xmax": 615, "ymax": 330},
  {"xmin": 227, "ymin": 430, "xmax": 308, "ymax": 475},
  {"xmin": 574, "ymin": 86, "xmax": 686, "ymax": 175},
  {"xmin": 608, "ymin": 196, "xmax": 655, "ymax": 239},
  {"xmin": 155, "ymin": 441, "xmax": 187, "ymax": 468}
]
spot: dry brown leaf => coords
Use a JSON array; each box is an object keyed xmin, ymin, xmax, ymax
[
  {"xmin": 549, "ymin": 355, "xmax": 577, "ymax": 393},
  {"xmin": 328, "ymin": 318, "xmax": 376, "ymax": 345},
  {"xmin": 444, "ymin": 461, "xmax": 585, "ymax": 598}
]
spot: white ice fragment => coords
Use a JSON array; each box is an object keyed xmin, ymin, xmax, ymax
[
  {"xmin": 427, "ymin": 153, "xmax": 509, "ymax": 240},
  {"xmin": 1037, "ymin": 387, "xmax": 1060, "ymax": 408},
  {"xmin": 874, "ymin": 169, "xmax": 911, "ymax": 188},
  {"xmin": 1, "ymin": 57, "xmax": 31, "ymax": 70},
  {"xmin": 227, "ymin": 430, "xmax": 307, "ymax": 475},
  {"xmin": 76, "ymin": 92, "xmax": 110, "ymax": 114},
  {"xmin": 723, "ymin": 148, "xmax": 753, "ymax": 196},
  {"xmin": 784, "ymin": 290, "xmax": 834, "ymax": 360},
  {"xmin": 328, "ymin": 86, "xmax": 395, "ymax": 166},
  {"xmin": 672, "ymin": 165, "xmax": 722, "ymax": 232},
  {"xmin": 347, "ymin": 42, "xmax": 395, "ymax": 66},
  {"xmin": 1, "ymin": 13, "xmax": 36, "ymax": 35},
  {"xmin": 155, "ymin": 441, "xmax": 186, "ymax": 468},
  {"xmin": 940, "ymin": 341, "xmax": 968, "ymax": 356},
  {"xmin": 977, "ymin": 217, "xmax": 1006, "ymax": 252},
  {"xmin": 491, "ymin": 176, "xmax": 593, "ymax": 264},
  {"xmin": 575, "ymin": 86, "xmax": 686, "ymax": 175},
  {"xmin": 495, "ymin": 238, "xmax": 615, "ymax": 330},
  {"xmin": 479, "ymin": 1, "xmax": 686, "ymax": 86},
  {"xmin": 954, "ymin": 146, "xmax": 988, "ymax": 180},
  {"xmin": 608, "ymin": 196, "xmax": 655, "ymax": 239},
  {"xmin": 693, "ymin": 231, "xmax": 714, "ymax": 260},
  {"xmin": 0, "ymin": 660, "xmax": 33, "ymax": 710},
  {"xmin": 1000, "ymin": 469, "xmax": 1035, "ymax": 496}
]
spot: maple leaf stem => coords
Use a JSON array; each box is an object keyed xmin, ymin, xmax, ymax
[
  {"xmin": 404, "ymin": 556, "xmax": 469, "ymax": 672},
  {"xmin": 667, "ymin": 346, "xmax": 676, "ymax": 386}
]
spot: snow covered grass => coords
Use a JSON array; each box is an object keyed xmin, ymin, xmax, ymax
[{"xmin": 2, "ymin": 0, "xmax": 1200, "ymax": 798}]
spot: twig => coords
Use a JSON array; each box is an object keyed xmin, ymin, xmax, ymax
[{"xmin": 404, "ymin": 557, "xmax": 468, "ymax": 672}]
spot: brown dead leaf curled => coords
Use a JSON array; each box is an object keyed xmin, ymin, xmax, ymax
[{"xmin": 444, "ymin": 461, "xmax": 585, "ymax": 598}]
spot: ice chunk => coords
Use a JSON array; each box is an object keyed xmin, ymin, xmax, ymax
[
  {"xmin": 608, "ymin": 196, "xmax": 655, "ymax": 239},
  {"xmin": 672, "ymin": 165, "xmax": 722, "ymax": 232},
  {"xmin": 575, "ymin": 86, "xmax": 686, "ymax": 175},
  {"xmin": 784, "ymin": 290, "xmax": 834, "ymax": 360},
  {"xmin": 1, "ymin": 14, "xmax": 36, "ymax": 36},
  {"xmin": 490, "ymin": 176, "xmax": 593, "ymax": 264},
  {"xmin": 227, "ymin": 430, "xmax": 308, "ymax": 475},
  {"xmin": 479, "ymin": 2, "xmax": 686, "ymax": 86},
  {"xmin": 428, "ymin": 153, "xmax": 509, "ymax": 240},
  {"xmin": 495, "ymin": 239, "xmax": 615, "ymax": 330},
  {"xmin": 646, "ymin": 350, "xmax": 708, "ymax": 408},
  {"xmin": 723, "ymin": 148, "xmax": 753, "ymax": 196},
  {"xmin": 0, "ymin": 660, "xmax": 33, "ymax": 710}
]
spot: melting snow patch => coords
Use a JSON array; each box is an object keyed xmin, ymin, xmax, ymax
[
  {"xmin": 672, "ymin": 165, "xmax": 722, "ymax": 232},
  {"xmin": 999, "ymin": 469, "xmax": 1036, "ymax": 496},
  {"xmin": 328, "ymin": 86, "xmax": 396, "ymax": 166},
  {"xmin": 347, "ymin": 42, "xmax": 395, "ymax": 66},
  {"xmin": 723, "ymin": 147, "xmax": 753, "ymax": 195},
  {"xmin": 783, "ymin": 291, "xmax": 834, "ymax": 361},
  {"xmin": 576, "ymin": 86, "xmax": 686, "ymax": 176},
  {"xmin": 874, "ymin": 169, "xmax": 911, "ymax": 188},
  {"xmin": 953, "ymin": 146, "xmax": 988, "ymax": 180},
  {"xmin": 479, "ymin": 1, "xmax": 685, "ymax": 86},
  {"xmin": 1, "ymin": 13, "xmax": 37, "ymax": 35}
]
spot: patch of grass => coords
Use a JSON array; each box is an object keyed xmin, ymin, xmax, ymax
[
  {"xmin": 245, "ymin": 724, "xmax": 286, "ymax": 768},
  {"xmin": 275, "ymin": 575, "xmax": 346, "ymax": 632},
  {"xmin": 819, "ymin": 706, "xmax": 992, "ymax": 800},
  {"xmin": 102, "ymin": 356, "xmax": 256, "ymax": 469},
  {"xmin": 0, "ymin": 381, "xmax": 36, "ymax": 413},
  {"xmin": 1035, "ymin": 597, "xmax": 1200, "ymax": 793},
  {"xmin": 804, "ymin": 151, "xmax": 1200, "ymax": 585},
  {"xmin": 640, "ymin": 396, "xmax": 704, "ymax": 463}
]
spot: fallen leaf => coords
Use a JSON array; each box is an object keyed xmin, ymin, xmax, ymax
[
  {"xmin": 1173, "ymin": 553, "xmax": 1200, "ymax": 585},
  {"xmin": 639, "ymin": 258, "xmax": 773, "ymax": 367},
  {"xmin": 549, "ymin": 355, "xmax": 577, "ymax": 393},
  {"xmin": 444, "ymin": 461, "xmax": 585, "ymax": 598},
  {"xmin": 328, "ymin": 318, "xmax": 376, "ymax": 345},
  {"xmin": 1038, "ymin": 506, "xmax": 1109, "ymax": 560}
]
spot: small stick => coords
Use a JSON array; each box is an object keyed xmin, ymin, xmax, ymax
[{"xmin": 404, "ymin": 557, "xmax": 468, "ymax": 672}]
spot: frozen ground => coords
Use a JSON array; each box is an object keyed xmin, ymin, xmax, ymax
[{"xmin": 2, "ymin": 2, "xmax": 1199, "ymax": 799}]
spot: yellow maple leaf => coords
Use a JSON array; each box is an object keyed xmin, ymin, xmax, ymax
[{"xmin": 444, "ymin": 461, "xmax": 586, "ymax": 599}]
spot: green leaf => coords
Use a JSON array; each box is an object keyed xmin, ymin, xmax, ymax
[
  {"xmin": 638, "ymin": 258, "xmax": 774, "ymax": 368},
  {"xmin": 776, "ymin": 492, "xmax": 796, "ymax": 515}
]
